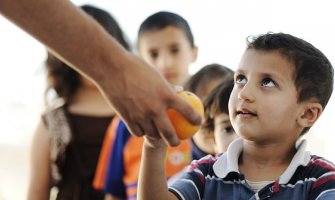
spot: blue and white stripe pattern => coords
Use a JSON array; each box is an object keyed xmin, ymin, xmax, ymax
[{"xmin": 169, "ymin": 139, "xmax": 335, "ymax": 200}]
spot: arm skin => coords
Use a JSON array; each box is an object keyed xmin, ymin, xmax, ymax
[
  {"xmin": 27, "ymin": 120, "xmax": 52, "ymax": 200},
  {"xmin": 0, "ymin": 0, "xmax": 201, "ymax": 146},
  {"xmin": 104, "ymin": 194, "xmax": 124, "ymax": 200},
  {"xmin": 137, "ymin": 138, "xmax": 178, "ymax": 200}
]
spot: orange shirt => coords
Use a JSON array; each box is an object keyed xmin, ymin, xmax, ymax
[{"xmin": 94, "ymin": 119, "xmax": 191, "ymax": 199}]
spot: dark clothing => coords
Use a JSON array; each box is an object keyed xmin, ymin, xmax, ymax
[
  {"xmin": 44, "ymin": 105, "xmax": 113, "ymax": 200},
  {"xmin": 191, "ymin": 138, "xmax": 209, "ymax": 160}
]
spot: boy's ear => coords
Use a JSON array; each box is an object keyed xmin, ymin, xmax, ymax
[
  {"xmin": 191, "ymin": 46, "xmax": 198, "ymax": 62},
  {"xmin": 297, "ymin": 102, "xmax": 323, "ymax": 128}
]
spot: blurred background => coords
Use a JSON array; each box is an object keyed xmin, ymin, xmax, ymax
[{"xmin": 1, "ymin": 0, "xmax": 334, "ymax": 199}]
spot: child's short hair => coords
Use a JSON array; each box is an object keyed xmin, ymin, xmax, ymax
[
  {"xmin": 138, "ymin": 11, "xmax": 195, "ymax": 47},
  {"xmin": 184, "ymin": 63, "xmax": 233, "ymax": 96},
  {"xmin": 246, "ymin": 32, "xmax": 334, "ymax": 134},
  {"xmin": 202, "ymin": 76, "xmax": 234, "ymax": 132}
]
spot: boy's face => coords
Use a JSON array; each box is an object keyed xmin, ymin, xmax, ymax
[
  {"xmin": 229, "ymin": 49, "xmax": 305, "ymax": 144},
  {"xmin": 214, "ymin": 112, "xmax": 238, "ymax": 153},
  {"xmin": 138, "ymin": 26, "xmax": 197, "ymax": 85}
]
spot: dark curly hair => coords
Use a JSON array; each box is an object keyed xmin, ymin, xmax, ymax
[{"xmin": 45, "ymin": 4, "xmax": 130, "ymax": 104}]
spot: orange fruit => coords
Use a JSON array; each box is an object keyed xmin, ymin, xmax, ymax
[{"xmin": 167, "ymin": 91, "xmax": 204, "ymax": 140}]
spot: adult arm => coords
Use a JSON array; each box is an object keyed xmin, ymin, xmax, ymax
[
  {"xmin": 104, "ymin": 194, "xmax": 124, "ymax": 200},
  {"xmin": 137, "ymin": 139, "xmax": 178, "ymax": 200},
  {"xmin": 0, "ymin": 0, "xmax": 201, "ymax": 146},
  {"xmin": 27, "ymin": 120, "xmax": 51, "ymax": 200}
]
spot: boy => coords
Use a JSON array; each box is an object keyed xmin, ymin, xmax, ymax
[
  {"xmin": 101, "ymin": 11, "xmax": 198, "ymax": 200},
  {"xmin": 137, "ymin": 11, "xmax": 198, "ymax": 86},
  {"xmin": 138, "ymin": 32, "xmax": 335, "ymax": 200}
]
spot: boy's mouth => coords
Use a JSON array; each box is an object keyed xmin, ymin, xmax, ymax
[
  {"xmin": 236, "ymin": 108, "xmax": 257, "ymax": 117},
  {"xmin": 164, "ymin": 73, "xmax": 177, "ymax": 80}
]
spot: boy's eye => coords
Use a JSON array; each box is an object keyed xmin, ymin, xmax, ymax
[
  {"xmin": 170, "ymin": 47, "xmax": 179, "ymax": 54},
  {"xmin": 223, "ymin": 126, "xmax": 235, "ymax": 134},
  {"xmin": 150, "ymin": 51, "xmax": 158, "ymax": 59},
  {"xmin": 261, "ymin": 78, "xmax": 276, "ymax": 87},
  {"xmin": 235, "ymin": 74, "xmax": 247, "ymax": 84}
]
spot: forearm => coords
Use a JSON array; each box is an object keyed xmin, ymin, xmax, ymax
[
  {"xmin": 28, "ymin": 121, "xmax": 51, "ymax": 200},
  {"xmin": 0, "ymin": 0, "xmax": 125, "ymax": 81},
  {"xmin": 138, "ymin": 140, "xmax": 177, "ymax": 200},
  {"xmin": 0, "ymin": 0, "xmax": 201, "ymax": 146}
]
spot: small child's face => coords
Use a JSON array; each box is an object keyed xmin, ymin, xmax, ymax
[
  {"xmin": 138, "ymin": 26, "xmax": 197, "ymax": 85},
  {"xmin": 192, "ymin": 129, "xmax": 216, "ymax": 155},
  {"xmin": 214, "ymin": 112, "xmax": 238, "ymax": 153},
  {"xmin": 229, "ymin": 49, "xmax": 304, "ymax": 143}
]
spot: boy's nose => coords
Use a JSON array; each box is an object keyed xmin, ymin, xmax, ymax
[
  {"xmin": 237, "ymin": 83, "xmax": 255, "ymax": 102},
  {"xmin": 157, "ymin": 54, "xmax": 173, "ymax": 70}
]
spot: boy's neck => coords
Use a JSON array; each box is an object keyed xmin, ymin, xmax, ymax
[{"xmin": 238, "ymin": 140, "xmax": 297, "ymax": 182}]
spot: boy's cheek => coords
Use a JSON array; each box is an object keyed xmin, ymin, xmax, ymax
[{"xmin": 228, "ymin": 94, "xmax": 237, "ymax": 112}]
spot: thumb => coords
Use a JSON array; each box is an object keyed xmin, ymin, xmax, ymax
[{"xmin": 169, "ymin": 92, "xmax": 202, "ymax": 126}]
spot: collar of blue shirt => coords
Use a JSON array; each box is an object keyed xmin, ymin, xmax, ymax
[{"xmin": 213, "ymin": 138, "xmax": 311, "ymax": 184}]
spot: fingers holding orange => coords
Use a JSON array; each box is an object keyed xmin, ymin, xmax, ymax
[{"xmin": 167, "ymin": 91, "xmax": 204, "ymax": 140}]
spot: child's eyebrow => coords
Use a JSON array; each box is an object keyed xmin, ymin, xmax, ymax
[
  {"xmin": 234, "ymin": 69, "xmax": 244, "ymax": 74},
  {"xmin": 259, "ymin": 72, "xmax": 286, "ymax": 84},
  {"xmin": 169, "ymin": 42, "xmax": 180, "ymax": 48},
  {"xmin": 215, "ymin": 118, "xmax": 231, "ymax": 125},
  {"xmin": 234, "ymin": 69, "xmax": 251, "ymax": 76},
  {"xmin": 261, "ymin": 72, "xmax": 274, "ymax": 77}
]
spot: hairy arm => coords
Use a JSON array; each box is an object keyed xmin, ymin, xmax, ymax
[
  {"xmin": 27, "ymin": 120, "xmax": 51, "ymax": 200},
  {"xmin": 137, "ymin": 138, "xmax": 178, "ymax": 200},
  {"xmin": 0, "ymin": 0, "xmax": 201, "ymax": 146}
]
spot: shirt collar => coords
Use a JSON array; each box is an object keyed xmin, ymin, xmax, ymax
[
  {"xmin": 213, "ymin": 138, "xmax": 243, "ymax": 178},
  {"xmin": 279, "ymin": 139, "xmax": 310, "ymax": 184},
  {"xmin": 213, "ymin": 138, "xmax": 310, "ymax": 184}
]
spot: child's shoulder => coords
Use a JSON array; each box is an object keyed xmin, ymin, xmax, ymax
[
  {"xmin": 290, "ymin": 154, "xmax": 335, "ymax": 186},
  {"xmin": 187, "ymin": 153, "xmax": 222, "ymax": 172},
  {"xmin": 300, "ymin": 155, "xmax": 335, "ymax": 198},
  {"xmin": 307, "ymin": 155, "xmax": 335, "ymax": 172}
]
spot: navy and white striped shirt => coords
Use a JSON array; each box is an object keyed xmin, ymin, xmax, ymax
[{"xmin": 169, "ymin": 138, "xmax": 335, "ymax": 200}]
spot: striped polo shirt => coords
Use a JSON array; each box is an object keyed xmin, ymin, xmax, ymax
[{"xmin": 169, "ymin": 138, "xmax": 335, "ymax": 200}]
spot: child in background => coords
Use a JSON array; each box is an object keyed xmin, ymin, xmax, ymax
[
  {"xmin": 138, "ymin": 32, "xmax": 335, "ymax": 200},
  {"xmin": 102, "ymin": 11, "xmax": 198, "ymax": 200},
  {"xmin": 184, "ymin": 63, "xmax": 233, "ymax": 159},
  {"xmin": 27, "ymin": 5, "xmax": 130, "ymax": 200},
  {"xmin": 137, "ymin": 11, "xmax": 198, "ymax": 86},
  {"xmin": 202, "ymin": 75, "xmax": 239, "ymax": 153}
]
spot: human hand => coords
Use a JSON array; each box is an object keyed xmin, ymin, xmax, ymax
[{"xmin": 96, "ymin": 52, "xmax": 202, "ymax": 146}]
